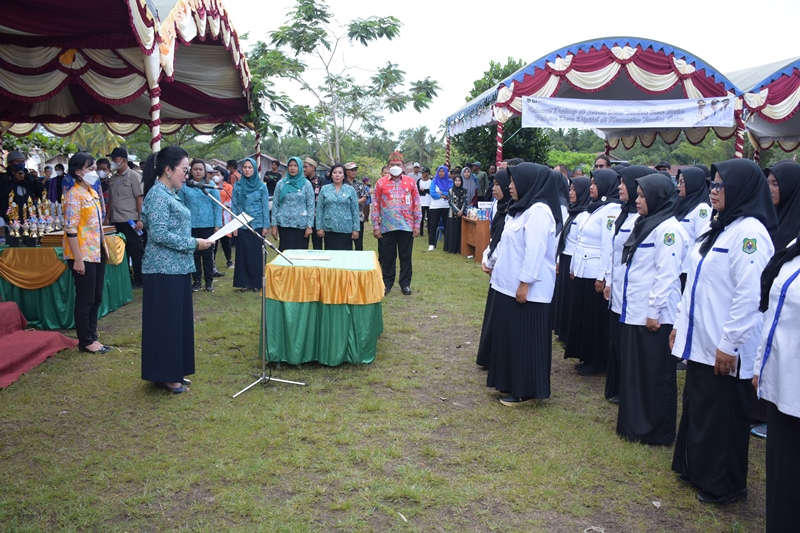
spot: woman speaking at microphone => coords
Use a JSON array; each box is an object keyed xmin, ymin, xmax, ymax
[{"xmin": 140, "ymin": 147, "xmax": 213, "ymax": 394}]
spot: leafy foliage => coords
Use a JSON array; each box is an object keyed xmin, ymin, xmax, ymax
[
  {"xmin": 2, "ymin": 131, "xmax": 77, "ymax": 159},
  {"xmin": 250, "ymin": 0, "xmax": 439, "ymax": 164}
]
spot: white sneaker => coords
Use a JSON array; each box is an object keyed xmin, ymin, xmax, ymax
[{"xmin": 428, "ymin": 245, "xmax": 435, "ymax": 251}]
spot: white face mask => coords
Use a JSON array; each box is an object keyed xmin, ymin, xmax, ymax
[
  {"xmin": 56, "ymin": 170, "xmax": 64, "ymax": 176},
  {"xmin": 110, "ymin": 161, "xmax": 119, "ymax": 171},
  {"xmin": 82, "ymin": 171, "xmax": 99, "ymax": 186},
  {"xmin": 389, "ymin": 166, "xmax": 403, "ymax": 177},
  {"xmin": 97, "ymin": 170, "xmax": 108, "ymax": 179},
  {"xmin": 213, "ymin": 175, "xmax": 222, "ymax": 184}
]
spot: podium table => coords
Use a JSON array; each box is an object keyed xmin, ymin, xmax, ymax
[
  {"xmin": 460, "ymin": 218, "xmax": 490, "ymax": 263},
  {"xmin": 0, "ymin": 236, "xmax": 133, "ymax": 330},
  {"xmin": 264, "ymin": 250, "xmax": 384, "ymax": 366}
]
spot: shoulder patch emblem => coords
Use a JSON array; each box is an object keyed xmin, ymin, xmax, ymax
[
  {"xmin": 664, "ymin": 233, "xmax": 675, "ymax": 246},
  {"xmin": 699, "ymin": 209, "xmax": 708, "ymax": 218},
  {"xmin": 606, "ymin": 218, "xmax": 614, "ymax": 230},
  {"xmin": 743, "ymin": 238, "xmax": 757, "ymax": 254}
]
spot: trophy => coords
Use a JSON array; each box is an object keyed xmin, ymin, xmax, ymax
[{"xmin": 21, "ymin": 203, "xmax": 29, "ymax": 237}]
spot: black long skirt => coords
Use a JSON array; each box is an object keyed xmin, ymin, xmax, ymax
[
  {"xmin": 605, "ymin": 311, "xmax": 622, "ymax": 399},
  {"xmin": 672, "ymin": 360, "xmax": 752, "ymax": 496},
  {"xmin": 233, "ymin": 228, "xmax": 265, "ymax": 289},
  {"xmin": 324, "ymin": 231, "xmax": 353, "ymax": 250},
  {"xmin": 766, "ymin": 402, "xmax": 800, "ymax": 531},
  {"xmin": 564, "ymin": 276, "xmax": 610, "ymax": 374},
  {"xmin": 443, "ymin": 215, "xmax": 461, "ymax": 254},
  {"xmin": 277, "ymin": 226, "xmax": 309, "ymax": 252},
  {"xmin": 486, "ymin": 292, "xmax": 551, "ymax": 399},
  {"xmin": 141, "ymin": 273, "xmax": 195, "ymax": 383},
  {"xmin": 475, "ymin": 286, "xmax": 497, "ymax": 369},
  {"xmin": 616, "ymin": 323, "xmax": 677, "ymax": 444},
  {"xmin": 552, "ymin": 253, "xmax": 574, "ymax": 342}
]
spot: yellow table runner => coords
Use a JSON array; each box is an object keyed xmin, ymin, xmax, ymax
[{"xmin": 265, "ymin": 250, "xmax": 384, "ymax": 305}]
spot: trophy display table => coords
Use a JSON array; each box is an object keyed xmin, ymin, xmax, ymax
[
  {"xmin": 263, "ymin": 250, "xmax": 384, "ymax": 366},
  {"xmin": 460, "ymin": 218, "xmax": 491, "ymax": 263},
  {"xmin": 0, "ymin": 235, "xmax": 133, "ymax": 330}
]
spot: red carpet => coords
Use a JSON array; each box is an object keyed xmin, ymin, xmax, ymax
[{"xmin": 0, "ymin": 302, "xmax": 78, "ymax": 388}]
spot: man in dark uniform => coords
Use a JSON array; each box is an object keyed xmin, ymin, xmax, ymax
[{"xmin": 1, "ymin": 151, "xmax": 43, "ymax": 224}]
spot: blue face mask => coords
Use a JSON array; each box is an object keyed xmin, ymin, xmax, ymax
[{"xmin": 13, "ymin": 162, "xmax": 25, "ymax": 171}]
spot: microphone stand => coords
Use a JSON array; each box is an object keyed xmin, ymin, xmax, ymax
[{"xmin": 194, "ymin": 185, "xmax": 306, "ymax": 396}]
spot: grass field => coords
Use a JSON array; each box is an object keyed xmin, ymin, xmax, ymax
[{"xmin": 0, "ymin": 233, "xmax": 766, "ymax": 532}]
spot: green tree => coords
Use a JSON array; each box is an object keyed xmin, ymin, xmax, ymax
[
  {"xmin": 66, "ymin": 124, "xmax": 124, "ymax": 157},
  {"xmin": 452, "ymin": 58, "xmax": 551, "ymax": 165},
  {"xmin": 1, "ymin": 131, "xmax": 77, "ymax": 161},
  {"xmin": 398, "ymin": 126, "xmax": 441, "ymax": 168},
  {"xmin": 252, "ymin": 0, "xmax": 439, "ymax": 164}
]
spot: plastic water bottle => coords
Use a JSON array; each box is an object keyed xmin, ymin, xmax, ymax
[{"xmin": 127, "ymin": 218, "xmax": 143, "ymax": 236}]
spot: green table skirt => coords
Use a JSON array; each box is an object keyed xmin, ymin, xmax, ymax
[
  {"xmin": 0, "ymin": 249, "xmax": 133, "ymax": 330},
  {"xmin": 264, "ymin": 299, "xmax": 383, "ymax": 366}
]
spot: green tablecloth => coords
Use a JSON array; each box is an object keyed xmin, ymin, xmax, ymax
[
  {"xmin": 264, "ymin": 250, "xmax": 384, "ymax": 366},
  {"xmin": 0, "ymin": 245, "xmax": 133, "ymax": 330}
]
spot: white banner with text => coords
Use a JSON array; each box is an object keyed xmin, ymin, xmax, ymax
[{"xmin": 521, "ymin": 97, "xmax": 735, "ymax": 129}]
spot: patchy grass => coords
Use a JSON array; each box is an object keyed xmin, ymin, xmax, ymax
[{"xmin": 0, "ymin": 234, "xmax": 766, "ymax": 531}]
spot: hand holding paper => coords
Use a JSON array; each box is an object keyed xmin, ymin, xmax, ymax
[{"xmin": 208, "ymin": 213, "xmax": 253, "ymax": 242}]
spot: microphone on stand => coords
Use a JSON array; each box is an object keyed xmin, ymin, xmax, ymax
[{"xmin": 185, "ymin": 180, "xmax": 220, "ymax": 190}]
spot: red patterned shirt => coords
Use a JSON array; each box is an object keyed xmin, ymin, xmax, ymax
[{"xmin": 371, "ymin": 174, "xmax": 422, "ymax": 233}]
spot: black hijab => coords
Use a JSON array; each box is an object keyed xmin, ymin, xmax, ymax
[
  {"xmin": 767, "ymin": 161, "xmax": 800, "ymax": 251},
  {"xmin": 557, "ymin": 177, "xmax": 591, "ymax": 257},
  {"xmin": 508, "ymin": 162, "xmax": 563, "ymax": 233},
  {"xmin": 698, "ymin": 159, "xmax": 778, "ymax": 257},
  {"xmin": 760, "ymin": 232, "xmax": 800, "ymax": 311},
  {"xmin": 488, "ymin": 169, "xmax": 512, "ymax": 259},
  {"xmin": 695, "ymin": 164, "xmax": 710, "ymax": 178},
  {"xmin": 615, "ymin": 165, "xmax": 653, "ymax": 234},
  {"xmin": 586, "ymin": 169, "xmax": 622, "ymax": 213},
  {"xmin": 622, "ymin": 174, "xmax": 679, "ymax": 265},
  {"xmin": 555, "ymin": 171, "xmax": 569, "ymax": 208},
  {"xmin": 675, "ymin": 167, "xmax": 710, "ymax": 221}
]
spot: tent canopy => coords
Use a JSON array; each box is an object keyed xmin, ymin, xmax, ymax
[
  {"xmin": 447, "ymin": 37, "xmax": 740, "ymax": 150},
  {"xmin": 728, "ymin": 57, "xmax": 800, "ymax": 152},
  {"xmin": 0, "ymin": 0, "xmax": 251, "ymax": 142}
]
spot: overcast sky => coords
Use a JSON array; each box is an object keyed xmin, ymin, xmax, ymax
[{"xmin": 223, "ymin": 0, "xmax": 800, "ymax": 138}]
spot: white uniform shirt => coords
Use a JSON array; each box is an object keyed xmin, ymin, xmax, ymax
[
  {"xmin": 678, "ymin": 202, "xmax": 711, "ymax": 273},
  {"xmin": 606, "ymin": 213, "xmax": 639, "ymax": 314},
  {"xmin": 620, "ymin": 217, "xmax": 688, "ymax": 326},
  {"xmin": 562, "ymin": 211, "xmax": 589, "ymax": 258},
  {"xmin": 418, "ymin": 179, "xmax": 432, "ymax": 208},
  {"xmin": 672, "ymin": 217, "xmax": 775, "ymax": 379},
  {"xmin": 429, "ymin": 184, "xmax": 449, "ymax": 210},
  {"xmin": 489, "ymin": 203, "xmax": 556, "ymax": 303},
  {"xmin": 754, "ymin": 251, "xmax": 800, "ymax": 418},
  {"xmin": 570, "ymin": 202, "xmax": 621, "ymax": 280}
]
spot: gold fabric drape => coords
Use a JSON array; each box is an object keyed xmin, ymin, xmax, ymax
[
  {"xmin": 0, "ymin": 235, "xmax": 126, "ymax": 289},
  {"xmin": 265, "ymin": 251, "xmax": 384, "ymax": 305}
]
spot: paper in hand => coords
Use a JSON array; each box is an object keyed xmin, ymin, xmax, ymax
[{"xmin": 208, "ymin": 213, "xmax": 253, "ymax": 242}]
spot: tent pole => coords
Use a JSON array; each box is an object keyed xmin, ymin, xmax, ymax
[
  {"xmin": 255, "ymin": 132, "xmax": 262, "ymax": 174},
  {"xmin": 496, "ymin": 122, "xmax": 504, "ymax": 166},
  {"xmin": 445, "ymin": 134, "xmax": 450, "ymax": 168},
  {"xmin": 753, "ymin": 146, "xmax": 760, "ymax": 164},
  {"xmin": 149, "ymin": 85, "xmax": 162, "ymax": 152},
  {"xmin": 733, "ymin": 112, "xmax": 745, "ymax": 159}
]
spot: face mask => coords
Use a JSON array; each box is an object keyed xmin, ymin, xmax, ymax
[
  {"xmin": 13, "ymin": 162, "xmax": 25, "ymax": 171},
  {"xmin": 389, "ymin": 166, "xmax": 403, "ymax": 177},
  {"xmin": 97, "ymin": 170, "xmax": 108, "ymax": 179},
  {"xmin": 82, "ymin": 171, "xmax": 99, "ymax": 186},
  {"xmin": 56, "ymin": 170, "xmax": 64, "ymax": 176},
  {"xmin": 213, "ymin": 176, "xmax": 222, "ymax": 184},
  {"xmin": 110, "ymin": 161, "xmax": 119, "ymax": 171}
]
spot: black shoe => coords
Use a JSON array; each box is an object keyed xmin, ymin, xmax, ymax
[
  {"xmin": 205, "ymin": 285, "xmax": 214, "ymax": 292},
  {"xmin": 384, "ymin": 287, "xmax": 392, "ymax": 296},
  {"xmin": 213, "ymin": 270, "xmax": 225, "ymax": 277},
  {"xmin": 191, "ymin": 282, "xmax": 201, "ymax": 292},
  {"xmin": 226, "ymin": 261, "xmax": 234, "ymax": 269},
  {"xmin": 577, "ymin": 366, "xmax": 603, "ymax": 376},
  {"xmin": 677, "ymin": 474, "xmax": 692, "ymax": 485},
  {"xmin": 608, "ymin": 395, "xmax": 619, "ymax": 404},
  {"xmin": 401, "ymin": 286, "xmax": 412, "ymax": 295},
  {"xmin": 155, "ymin": 382, "xmax": 189, "ymax": 394},
  {"xmin": 697, "ymin": 488, "xmax": 747, "ymax": 505},
  {"xmin": 499, "ymin": 395, "xmax": 534, "ymax": 407},
  {"xmin": 677, "ymin": 360, "xmax": 687, "ymax": 371},
  {"xmin": 574, "ymin": 362, "xmax": 588, "ymax": 370}
]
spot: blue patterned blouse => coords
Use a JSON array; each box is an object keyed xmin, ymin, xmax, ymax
[
  {"xmin": 271, "ymin": 179, "xmax": 315, "ymax": 230},
  {"xmin": 177, "ymin": 184, "xmax": 222, "ymax": 228},
  {"xmin": 316, "ymin": 183, "xmax": 360, "ymax": 233},
  {"xmin": 232, "ymin": 182, "xmax": 270, "ymax": 229},
  {"xmin": 141, "ymin": 181, "xmax": 197, "ymax": 275}
]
